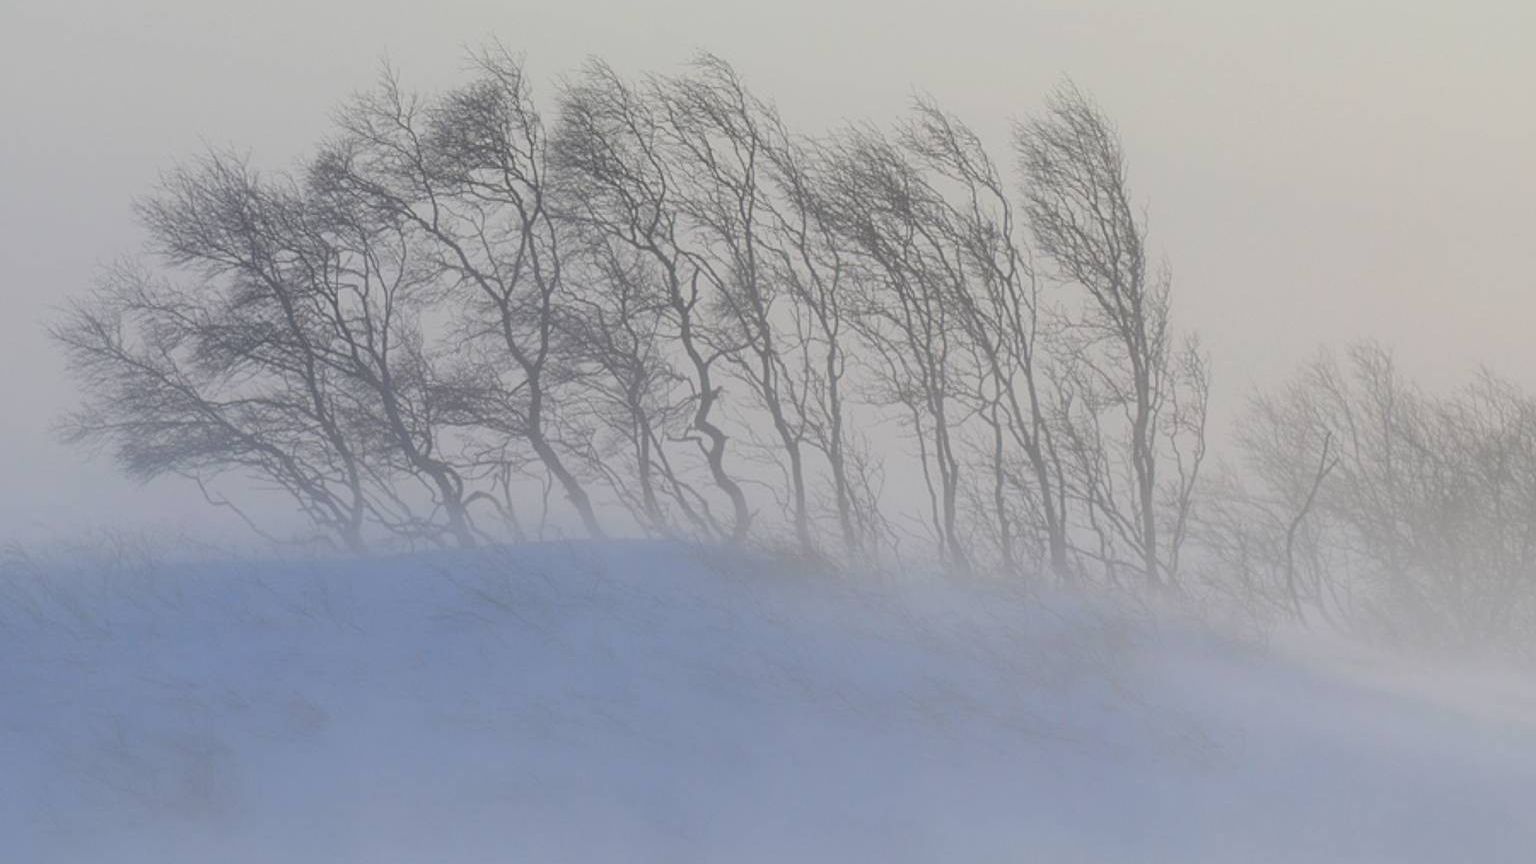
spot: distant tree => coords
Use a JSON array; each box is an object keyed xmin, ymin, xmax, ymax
[{"xmin": 1234, "ymin": 344, "xmax": 1536, "ymax": 646}]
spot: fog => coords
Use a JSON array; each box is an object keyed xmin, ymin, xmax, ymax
[
  {"xmin": 5, "ymin": 2, "xmax": 1536, "ymax": 860},
  {"xmin": 4, "ymin": 0, "xmax": 1536, "ymax": 542}
]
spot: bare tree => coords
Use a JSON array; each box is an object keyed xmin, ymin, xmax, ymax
[
  {"xmin": 819, "ymin": 125, "xmax": 976, "ymax": 571},
  {"xmin": 755, "ymin": 118, "xmax": 887, "ymax": 559},
  {"xmin": 319, "ymin": 48, "xmax": 606, "ymax": 539},
  {"xmin": 653, "ymin": 56, "xmax": 826, "ymax": 551},
  {"xmin": 56, "ymin": 48, "xmax": 1231, "ymax": 590},
  {"xmin": 1235, "ymin": 344, "xmax": 1536, "ymax": 647},
  {"xmin": 1017, "ymin": 83, "xmax": 1208, "ymax": 588},
  {"xmin": 553, "ymin": 60, "xmax": 755, "ymax": 543},
  {"xmin": 54, "ymin": 161, "xmax": 388, "ymax": 552},
  {"xmin": 900, "ymin": 99, "xmax": 1070, "ymax": 578},
  {"xmin": 557, "ymin": 238, "xmax": 719, "ymax": 537}
]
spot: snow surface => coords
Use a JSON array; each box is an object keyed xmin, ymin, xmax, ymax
[{"xmin": 4, "ymin": 540, "xmax": 1535, "ymax": 862}]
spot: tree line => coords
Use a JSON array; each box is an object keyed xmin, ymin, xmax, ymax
[{"xmin": 53, "ymin": 46, "xmax": 1536, "ymax": 649}]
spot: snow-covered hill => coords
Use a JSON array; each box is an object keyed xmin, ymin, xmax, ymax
[{"xmin": 4, "ymin": 541, "xmax": 1534, "ymax": 862}]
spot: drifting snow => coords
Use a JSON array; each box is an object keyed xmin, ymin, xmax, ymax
[{"xmin": 3, "ymin": 541, "xmax": 1534, "ymax": 862}]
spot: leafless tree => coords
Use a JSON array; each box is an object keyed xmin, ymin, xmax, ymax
[
  {"xmin": 556, "ymin": 237, "xmax": 719, "ymax": 537},
  {"xmin": 319, "ymin": 48, "xmax": 606, "ymax": 539},
  {"xmin": 818, "ymin": 125, "xmax": 979, "ymax": 571},
  {"xmin": 900, "ymin": 99, "xmax": 1070, "ymax": 578},
  {"xmin": 53, "ymin": 158, "xmax": 407, "ymax": 552},
  {"xmin": 755, "ymin": 122, "xmax": 888, "ymax": 559},
  {"xmin": 57, "ymin": 48, "xmax": 1233, "ymax": 589},
  {"xmin": 1235, "ymin": 344, "xmax": 1536, "ymax": 647},
  {"xmin": 653, "ymin": 57, "xmax": 825, "ymax": 549},
  {"xmin": 1017, "ymin": 83, "xmax": 1208, "ymax": 588},
  {"xmin": 553, "ymin": 60, "xmax": 758, "ymax": 543}
]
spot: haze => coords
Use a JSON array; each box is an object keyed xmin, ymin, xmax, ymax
[
  {"xmin": 6, "ymin": 4, "xmax": 1536, "ymax": 860},
  {"xmin": 3, "ymin": 0, "xmax": 1534, "ymax": 542}
]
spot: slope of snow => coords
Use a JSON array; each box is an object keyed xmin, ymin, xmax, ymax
[{"xmin": 3, "ymin": 541, "xmax": 1534, "ymax": 863}]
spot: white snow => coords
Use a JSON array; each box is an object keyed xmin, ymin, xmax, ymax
[{"xmin": 4, "ymin": 540, "xmax": 1534, "ymax": 862}]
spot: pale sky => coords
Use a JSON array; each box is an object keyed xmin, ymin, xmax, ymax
[{"xmin": 3, "ymin": 0, "xmax": 1534, "ymax": 543}]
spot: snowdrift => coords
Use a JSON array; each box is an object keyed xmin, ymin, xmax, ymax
[{"xmin": 3, "ymin": 541, "xmax": 1534, "ymax": 862}]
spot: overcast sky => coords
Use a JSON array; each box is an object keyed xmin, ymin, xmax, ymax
[{"xmin": 3, "ymin": 0, "xmax": 1534, "ymax": 543}]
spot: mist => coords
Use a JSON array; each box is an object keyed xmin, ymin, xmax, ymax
[
  {"xmin": 6, "ymin": 0, "xmax": 1536, "ymax": 542},
  {"xmin": 4, "ymin": 1, "xmax": 1536, "ymax": 860}
]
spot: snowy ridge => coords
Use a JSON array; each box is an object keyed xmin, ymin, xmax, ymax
[{"xmin": 4, "ymin": 541, "xmax": 1534, "ymax": 862}]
